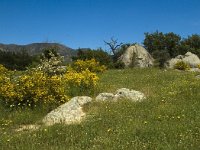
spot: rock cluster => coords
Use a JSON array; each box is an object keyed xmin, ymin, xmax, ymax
[
  {"xmin": 166, "ymin": 52, "xmax": 200, "ymax": 69},
  {"xmin": 42, "ymin": 88, "xmax": 146, "ymax": 126}
]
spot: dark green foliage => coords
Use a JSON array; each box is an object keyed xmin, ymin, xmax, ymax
[
  {"xmin": 152, "ymin": 50, "xmax": 170, "ymax": 68},
  {"xmin": 41, "ymin": 46, "xmax": 59, "ymax": 60},
  {"xmin": 73, "ymin": 48, "xmax": 113, "ymax": 67},
  {"xmin": 113, "ymin": 61, "xmax": 125, "ymax": 69},
  {"xmin": 144, "ymin": 31, "xmax": 181, "ymax": 58},
  {"xmin": 180, "ymin": 34, "xmax": 200, "ymax": 57},
  {"xmin": 143, "ymin": 31, "xmax": 200, "ymax": 68},
  {"xmin": 0, "ymin": 49, "xmax": 39, "ymax": 70}
]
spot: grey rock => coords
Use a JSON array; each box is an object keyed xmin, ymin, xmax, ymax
[
  {"xmin": 189, "ymin": 68, "xmax": 200, "ymax": 72},
  {"xmin": 42, "ymin": 96, "xmax": 92, "ymax": 126},
  {"xmin": 95, "ymin": 93, "xmax": 116, "ymax": 101},
  {"xmin": 95, "ymin": 88, "xmax": 146, "ymax": 102},
  {"xmin": 166, "ymin": 52, "xmax": 200, "ymax": 68},
  {"xmin": 196, "ymin": 75, "xmax": 200, "ymax": 79},
  {"xmin": 115, "ymin": 88, "xmax": 146, "ymax": 102},
  {"xmin": 119, "ymin": 44, "xmax": 154, "ymax": 68}
]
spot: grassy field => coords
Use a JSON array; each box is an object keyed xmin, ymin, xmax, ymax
[{"xmin": 0, "ymin": 68, "xmax": 200, "ymax": 149}]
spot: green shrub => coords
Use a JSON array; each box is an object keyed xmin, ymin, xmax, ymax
[
  {"xmin": 174, "ymin": 61, "xmax": 190, "ymax": 70},
  {"xmin": 72, "ymin": 48, "xmax": 112, "ymax": 68},
  {"xmin": 113, "ymin": 61, "xmax": 125, "ymax": 69}
]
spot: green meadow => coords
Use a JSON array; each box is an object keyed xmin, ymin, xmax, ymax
[{"xmin": 1, "ymin": 68, "xmax": 200, "ymax": 150}]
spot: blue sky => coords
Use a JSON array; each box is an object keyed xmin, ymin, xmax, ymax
[{"xmin": 0, "ymin": 0, "xmax": 200, "ymax": 49}]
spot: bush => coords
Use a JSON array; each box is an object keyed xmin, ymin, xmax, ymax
[
  {"xmin": 197, "ymin": 64, "xmax": 200, "ymax": 69},
  {"xmin": 0, "ymin": 58, "xmax": 102, "ymax": 108},
  {"xmin": 0, "ymin": 68, "xmax": 68, "ymax": 108},
  {"xmin": 71, "ymin": 59, "xmax": 106, "ymax": 73},
  {"xmin": 113, "ymin": 61, "xmax": 125, "ymax": 69},
  {"xmin": 174, "ymin": 61, "xmax": 190, "ymax": 71},
  {"xmin": 73, "ymin": 48, "xmax": 112, "ymax": 68},
  {"xmin": 37, "ymin": 49, "xmax": 65, "ymax": 76},
  {"xmin": 0, "ymin": 50, "xmax": 40, "ymax": 70},
  {"xmin": 64, "ymin": 69, "xmax": 99, "ymax": 96}
]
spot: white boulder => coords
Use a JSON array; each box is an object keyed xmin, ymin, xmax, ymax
[
  {"xmin": 119, "ymin": 44, "xmax": 154, "ymax": 67},
  {"xmin": 167, "ymin": 52, "xmax": 200, "ymax": 68},
  {"xmin": 95, "ymin": 88, "xmax": 146, "ymax": 102},
  {"xmin": 95, "ymin": 93, "xmax": 115, "ymax": 101},
  {"xmin": 115, "ymin": 88, "xmax": 145, "ymax": 102},
  {"xmin": 42, "ymin": 96, "xmax": 92, "ymax": 126}
]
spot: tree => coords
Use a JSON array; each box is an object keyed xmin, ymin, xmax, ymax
[
  {"xmin": 104, "ymin": 37, "xmax": 123, "ymax": 55},
  {"xmin": 0, "ymin": 49, "xmax": 39, "ymax": 70},
  {"xmin": 143, "ymin": 31, "xmax": 181, "ymax": 57},
  {"xmin": 143, "ymin": 31, "xmax": 182, "ymax": 67},
  {"xmin": 72, "ymin": 48, "xmax": 112, "ymax": 67},
  {"xmin": 180, "ymin": 34, "xmax": 200, "ymax": 57}
]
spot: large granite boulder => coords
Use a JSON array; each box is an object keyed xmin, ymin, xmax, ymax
[
  {"xmin": 119, "ymin": 44, "xmax": 154, "ymax": 67},
  {"xmin": 166, "ymin": 52, "xmax": 200, "ymax": 68},
  {"xmin": 43, "ymin": 96, "xmax": 92, "ymax": 126},
  {"xmin": 95, "ymin": 88, "xmax": 146, "ymax": 102}
]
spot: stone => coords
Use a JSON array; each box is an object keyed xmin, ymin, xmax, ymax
[
  {"xmin": 119, "ymin": 44, "xmax": 154, "ymax": 68},
  {"xmin": 189, "ymin": 68, "xmax": 200, "ymax": 72},
  {"xmin": 195, "ymin": 75, "xmax": 200, "ymax": 79},
  {"xmin": 166, "ymin": 52, "xmax": 200, "ymax": 68},
  {"xmin": 95, "ymin": 93, "xmax": 116, "ymax": 101},
  {"xmin": 114, "ymin": 88, "xmax": 146, "ymax": 102},
  {"xmin": 15, "ymin": 124, "xmax": 41, "ymax": 132},
  {"xmin": 95, "ymin": 88, "xmax": 146, "ymax": 102},
  {"xmin": 42, "ymin": 96, "xmax": 92, "ymax": 126}
]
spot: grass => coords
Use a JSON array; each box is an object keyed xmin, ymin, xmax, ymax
[{"xmin": 1, "ymin": 68, "xmax": 200, "ymax": 149}]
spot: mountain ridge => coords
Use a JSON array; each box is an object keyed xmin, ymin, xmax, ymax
[{"xmin": 0, "ymin": 42, "xmax": 77, "ymax": 62}]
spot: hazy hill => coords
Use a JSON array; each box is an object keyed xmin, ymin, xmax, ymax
[{"xmin": 0, "ymin": 43, "xmax": 77, "ymax": 62}]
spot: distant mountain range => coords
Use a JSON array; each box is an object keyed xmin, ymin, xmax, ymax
[{"xmin": 0, "ymin": 43, "xmax": 77, "ymax": 62}]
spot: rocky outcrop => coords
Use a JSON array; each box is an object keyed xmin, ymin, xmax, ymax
[
  {"xmin": 119, "ymin": 44, "xmax": 154, "ymax": 67},
  {"xmin": 166, "ymin": 52, "xmax": 200, "ymax": 68},
  {"xmin": 42, "ymin": 96, "xmax": 92, "ymax": 126},
  {"xmin": 95, "ymin": 88, "xmax": 146, "ymax": 102}
]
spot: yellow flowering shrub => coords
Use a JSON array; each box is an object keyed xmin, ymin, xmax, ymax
[
  {"xmin": 0, "ymin": 68, "xmax": 68, "ymax": 108},
  {"xmin": 174, "ymin": 61, "xmax": 190, "ymax": 71},
  {"xmin": 72, "ymin": 59, "xmax": 106, "ymax": 73},
  {"xmin": 0, "ymin": 58, "xmax": 102, "ymax": 108},
  {"xmin": 65, "ymin": 69, "xmax": 99, "ymax": 88},
  {"xmin": 197, "ymin": 64, "xmax": 200, "ymax": 69}
]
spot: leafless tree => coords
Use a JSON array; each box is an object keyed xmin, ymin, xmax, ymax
[{"xmin": 104, "ymin": 37, "xmax": 123, "ymax": 55}]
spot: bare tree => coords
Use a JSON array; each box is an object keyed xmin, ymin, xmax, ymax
[{"xmin": 104, "ymin": 37, "xmax": 123, "ymax": 55}]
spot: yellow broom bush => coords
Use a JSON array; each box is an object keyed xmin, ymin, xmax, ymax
[
  {"xmin": 0, "ymin": 58, "xmax": 102, "ymax": 108},
  {"xmin": 71, "ymin": 59, "xmax": 106, "ymax": 73}
]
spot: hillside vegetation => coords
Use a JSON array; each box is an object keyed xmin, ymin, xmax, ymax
[{"xmin": 0, "ymin": 68, "xmax": 200, "ymax": 149}]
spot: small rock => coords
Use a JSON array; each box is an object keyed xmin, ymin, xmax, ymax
[
  {"xmin": 95, "ymin": 93, "xmax": 115, "ymax": 101},
  {"xmin": 196, "ymin": 75, "xmax": 200, "ymax": 79},
  {"xmin": 15, "ymin": 124, "xmax": 40, "ymax": 132},
  {"xmin": 42, "ymin": 96, "xmax": 92, "ymax": 126},
  {"xmin": 189, "ymin": 68, "xmax": 200, "ymax": 72},
  {"xmin": 115, "ymin": 88, "xmax": 145, "ymax": 102}
]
